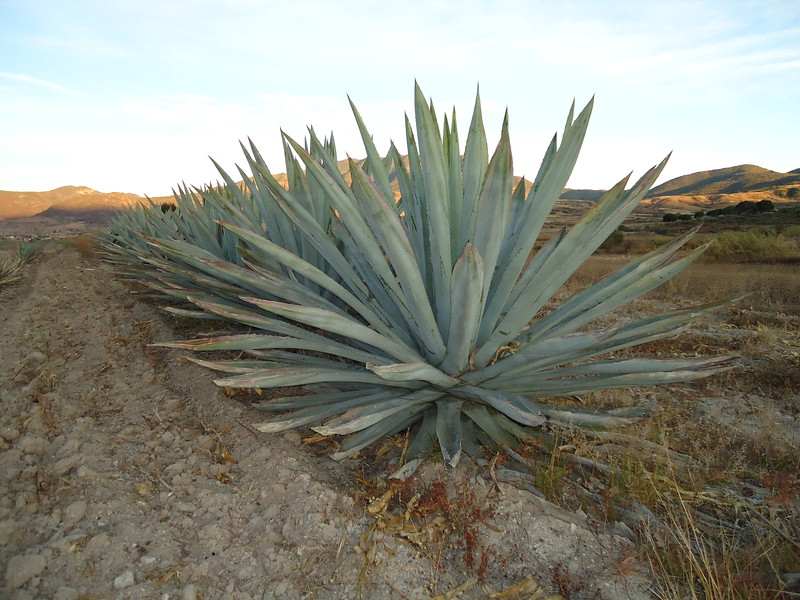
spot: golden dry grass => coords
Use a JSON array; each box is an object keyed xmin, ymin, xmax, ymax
[{"xmin": 540, "ymin": 253, "xmax": 800, "ymax": 599}]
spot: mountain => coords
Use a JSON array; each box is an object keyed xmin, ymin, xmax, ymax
[
  {"xmin": 2, "ymin": 164, "xmax": 799, "ymax": 238},
  {"xmin": 0, "ymin": 186, "xmax": 145, "ymax": 221},
  {"xmin": 0, "ymin": 186, "xmax": 148, "ymax": 238},
  {"xmin": 560, "ymin": 189, "xmax": 606, "ymax": 202},
  {"xmin": 646, "ymin": 165, "xmax": 800, "ymax": 197}
]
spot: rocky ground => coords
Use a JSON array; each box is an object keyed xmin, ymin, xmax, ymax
[{"xmin": 0, "ymin": 247, "xmax": 663, "ymax": 599}]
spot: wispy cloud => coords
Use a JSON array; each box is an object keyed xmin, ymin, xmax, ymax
[{"xmin": 0, "ymin": 72, "xmax": 91, "ymax": 98}]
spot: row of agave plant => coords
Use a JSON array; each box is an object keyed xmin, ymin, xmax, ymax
[{"xmin": 98, "ymin": 83, "xmax": 736, "ymax": 470}]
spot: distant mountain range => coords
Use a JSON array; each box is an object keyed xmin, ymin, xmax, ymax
[
  {"xmin": 1, "ymin": 164, "xmax": 798, "ymax": 237},
  {"xmin": 0, "ymin": 186, "xmax": 144, "ymax": 221}
]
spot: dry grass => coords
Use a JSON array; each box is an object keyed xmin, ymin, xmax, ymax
[
  {"xmin": 0, "ymin": 242, "xmax": 42, "ymax": 286},
  {"xmin": 73, "ymin": 235, "xmax": 96, "ymax": 259},
  {"xmin": 567, "ymin": 257, "xmax": 800, "ymax": 318},
  {"xmin": 532, "ymin": 251, "xmax": 800, "ymax": 599}
]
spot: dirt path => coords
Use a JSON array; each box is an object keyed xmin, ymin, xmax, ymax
[{"xmin": 1, "ymin": 248, "xmax": 652, "ymax": 600}]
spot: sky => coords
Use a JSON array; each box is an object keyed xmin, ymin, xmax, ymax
[{"xmin": 1, "ymin": 0, "xmax": 798, "ymax": 197}]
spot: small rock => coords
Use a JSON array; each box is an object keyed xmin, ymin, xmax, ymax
[
  {"xmin": 12, "ymin": 352, "xmax": 47, "ymax": 384},
  {"xmin": 5, "ymin": 552, "xmax": 47, "ymax": 588},
  {"xmin": 75, "ymin": 465, "xmax": 98, "ymax": 479},
  {"xmin": 182, "ymin": 583, "xmax": 198, "ymax": 600},
  {"xmin": 0, "ymin": 519, "xmax": 16, "ymax": 545},
  {"xmin": 18, "ymin": 436, "xmax": 46, "ymax": 455},
  {"xmin": 113, "ymin": 570, "xmax": 135, "ymax": 589},
  {"xmin": 52, "ymin": 454, "xmax": 80, "ymax": 476},
  {"xmin": 282, "ymin": 430, "xmax": 301, "ymax": 444},
  {"xmin": 0, "ymin": 427, "xmax": 20, "ymax": 442},
  {"xmin": 163, "ymin": 397, "xmax": 181, "ymax": 411},
  {"xmin": 57, "ymin": 438, "xmax": 81, "ymax": 457},
  {"xmin": 53, "ymin": 586, "xmax": 80, "ymax": 600},
  {"xmin": 140, "ymin": 555, "xmax": 156, "ymax": 565},
  {"xmin": 62, "ymin": 500, "xmax": 87, "ymax": 528},
  {"xmin": 273, "ymin": 581, "xmax": 290, "ymax": 596}
]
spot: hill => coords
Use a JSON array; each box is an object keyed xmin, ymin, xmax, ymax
[
  {"xmin": 3, "ymin": 164, "xmax": 800, "ymax": 238},
  {"xmin": 0, "ymin": 186, "xmax": 147, "ymax": 238},
  {"xmin": 0, "ymin": 186, "xmax": 145, "ymax": 221},
  {"xmin": 646, "ymin": 164, "xmax": 800, "ymax": 197}
]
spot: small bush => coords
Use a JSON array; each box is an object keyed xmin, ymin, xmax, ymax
[
  {"xmin": 703, "ymin": 230, "xmax": 796, "ymax": 263},
  {"xmin": 74, "ymin": 235, "xmax": 96, "ymax": 259},
  {"xmin": 598, "ymin": 228, "xmax": 625, "ymax": 251},
  {"xmin": 782, "ymin": 225, "xmax": 800, "ymax": 237}
]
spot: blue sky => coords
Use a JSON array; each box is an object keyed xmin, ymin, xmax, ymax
[{"xmin": 1, "ymin": 0, "xmax": 798, "ymax": 196}]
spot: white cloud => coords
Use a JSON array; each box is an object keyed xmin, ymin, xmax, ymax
[{"xmin": 0, "ymin": 72, "xmax": 91, "ymax": 98}]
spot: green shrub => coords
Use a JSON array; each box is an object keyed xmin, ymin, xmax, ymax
[
  {"xmin": 598, "ymin": 228, "xmax": 625, "ymax": 251},
  {"xmin": 704, "ymin": 230, "xmax": 795, "ymax": 263}
]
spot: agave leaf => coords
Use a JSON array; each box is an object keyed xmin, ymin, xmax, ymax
[
  {"xmin": 439, "ymin": 243, "xmax": 485, "ymax": 375},
  {"xmin": 413, "ymin": 82, "xmax": 452, "ymax": 333},
  {"xmin": 349, "ymin": 161, "xmax": 447, "ymax": 362},
  {"xmin": 367, "ymin": 362, "xmax": 460, "ymax": 388},
  {"xmin": 521, "ymin": 230, "xmax": 706, "ymax": 343},
  {"xmin": 187, "ymin": 296, "xmax": 356, "ymax": 343},
  {"xmin": 494, "ymin": 355, "xmax": 737, "ymax": 397},
  {"xmin": 157, "ymin": 332, "xmax": 382, "ymax": 365},
  {"xmin": 331, "ymin": 402, "xmax": 430, "ymax": 460},
  {"xmin": 470, "ymin": 299, "xmax": 729, "ymax": 383},
  {"xmin": 243, "ymin": 298, "xmax": 423, "ymax": 364},
  {"xmin": 313, "ymin": 388, "xmax": 439, "ymax": 436},
  {"xmin": 475, "ymin": 156, "xmax": 669, "ymax": 367},
  {"xmin": 451, "ymin": 385, "xmax": 546, "ymax": 427},
  {"xmin": 535, "ymin": 356, "xmax": 735, "ymax": 378},
  {"xmin": 214, "ymin": 365, "xmax": 419, "ymax": 390},
  {"xmin": 183, "ymin": 357, "xmax": 282, "ymax": 373},
  {"xmin": 539, "ymin": 402, "xmax": 655, "ymax": 429},
  {"xmin": 163, "ymin": 307, "xmax": 228, "ymax": 321},
  {"xmin": 256, "ymin": 395, "xmax": 400, "ymax": 432},
  {"xmin": 436, "ymin": 399, "xmax": 463, "ymax": 470},
  {"xmin": 216, "ymin": 219, "xmax": 399, "ymax": 337},
  {"xmin": 261, "ymin": 177, "xmax": 411, "ymax": 339},
  {"xmin": 389, "ymin": 144, "xmax": 426, "ymax": 275},
  {"xmin": 444, "ymin": 110, "xmax": 463, "ymax": 259},
  {"xmin": 157, "ymin": 333, "xmax": 287, "ymax": 351},
  {"xmin": 477, "ymin": 99, "xmax": 594, "ymax": 346},
  {"xmin": 313, "ymin": 400, "xmax": 419, "ymax": 436},
  {"xmin": 460, "ymin": 87, "xmax": 489, "ymax": 252},
  {"xmin": 348, "ymin": 96, "xmax": 394, "ymax": 202},
  {"xmin": 284, "ymin": 133, "xmax": 426, "ymax": 336},
  {"xmin": 405, "ymin": 407, "xmax": 438, "ymax": 460},
  {"xmin": 461, "ymin": 403, "xmax": 524, "ymax": 448},
  {"xmin": 471, "ymin": 112, "xmax": 513, "ymax": 299},
  {"xmin": 255, "ymin": 388, "xmax": 396, "ymax": 411}
]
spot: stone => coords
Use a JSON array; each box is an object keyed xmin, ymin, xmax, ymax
[
  {"xmin": 113, "ymin": 570, "xmax": 135, "ymax": 589},
  {"xmin": 0, "ymin": 519, "xmax": 16, "ymax": 545},
  {"xmin": 18, "ymin": 436, "xmax": 46, "ymax": 455},
  {"xmin": 182, "ymin": 584, "xmax": 198, "ymax": 600},
  {"xmin": 53, "ymin": 586, "xmax": 80, "ymax": 600},
  {"xmin": 62, "ymin": 500, "xmax": 87, "ymax": 528},
  {"xmin": 5, "ymin": 553, "xmax": 47, "ymax": 588}
]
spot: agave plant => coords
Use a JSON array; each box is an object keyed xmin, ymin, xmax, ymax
[{"xmin": 100, "ymin": 83, "xmax": 735, "ymax": 469}]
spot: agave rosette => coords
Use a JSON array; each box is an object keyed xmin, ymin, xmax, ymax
[{"xmin": 101, "ymin": 83, "xmax": 735, "ymax": 468}]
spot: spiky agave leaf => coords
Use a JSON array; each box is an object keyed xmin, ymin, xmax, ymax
[{"xmin": 101, "ymin": 83, "xmax": 737, "ymax": 470}]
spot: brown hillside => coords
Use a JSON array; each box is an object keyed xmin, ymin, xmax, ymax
[
  {"xmin": 640, "ymin": 189, "xmax": 795, "ymax": 211},
  {"xmin": 0, "ymin": 186, "xmax": 145, "ymax": 220},
  {"xmin": 647, "ymin": 164, "xmax": 800, "ymax": 197}
]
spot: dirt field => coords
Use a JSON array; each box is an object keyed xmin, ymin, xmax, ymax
[{"xmin": 1, "ymin": 245, "xmax": 797, "ymax": 599}]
